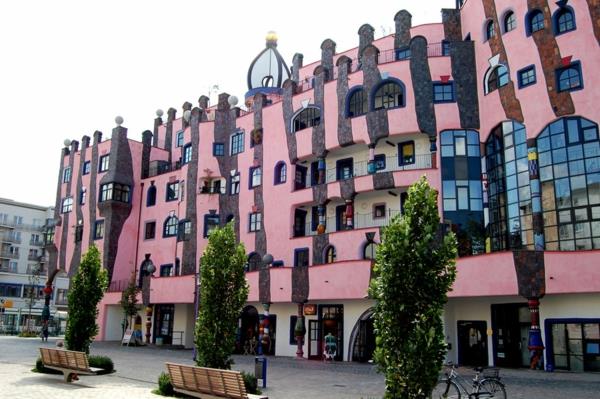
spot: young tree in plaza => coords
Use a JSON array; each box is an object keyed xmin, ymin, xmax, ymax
[
  {"xmin": 119, "ymin": 277, "xmax": 140, "ymax": 336},
  {"xmin": 369, "ymin": 176, "xmax": 457, "ymax": 399},
  {"xmin": 65, "ymin": 245, "xmax": 108, "ymax": 353},
  {"xmin": 195, "ymin": 222, "xmax": 248, "ymax": 369}
]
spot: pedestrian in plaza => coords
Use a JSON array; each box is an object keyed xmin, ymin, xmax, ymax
[{"xmin": 41, "ymin": 322, "xmax": 49, "ymax": 342}]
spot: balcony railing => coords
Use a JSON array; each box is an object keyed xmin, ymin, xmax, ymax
[
  {"xmin": 29, "ymin": 239, "xmax": 45, "ymax": 246},
  {"xmin": 0, "ymin": 234, "xmax": 21, "ymax": 244},
  {"xmin": 148, "ymin": 160, "xmax": 181, "ymax": 178},
  {"xmin": 28, "ymin": 254, "xmax": 41, "ymax": 261},
  {"xmin": 0, "ymin": 250, "xmax": 19, "ymax": 259},
  {"xmin": 295, "ymin": 209, "xmax": 402, "ymax": 237},
  {"xmin": 0, "ymin": 265, "xmax": 18, "ymax": 273}
]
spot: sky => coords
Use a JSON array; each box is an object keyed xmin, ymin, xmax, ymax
[{"xmin": 0, "ymin": 0, "xmax": 455, "ymax": 207}]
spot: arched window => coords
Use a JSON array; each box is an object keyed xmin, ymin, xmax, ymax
[
  {"xmin": 557, "ymin": 64, "xmax": 582, "ymax": 92},
  {"xmin": 324, "ymin": 245, "xmax": 336, "ymax": 264},
  {"xmin": 363, "ymin": 241, "xmax": 378, "ymax": 260},
  {"xmin": 485, "ymin": 20, "xmax": 495, "ymax": 40},
  {"xmin": 146, "ymin": 185, "xmax": 156, "ymax": 207},
  {"xmin": 503, "ymin": 11, "xmax": 516, "ymax": 33},
  {"xmin": 554, "ymin": 8, "xmax": 575, "ymax": 35},
  {"xmin": 527, "ymin": 10, "xmax": 545, "ymax": 35},
  {"xmin": 485, "ymin": 65, "xmax": 509, "ymax": 94},
  {"xmin": 247, "ymin": 252, "xmax": 262, "ymax": 272},
  {"xmin": 372, "ymin": 80, "xmax": 405, "ymax": 111},
  {"xmin": 292, "ymin": 107, "xmax": 321, "ymax": 133},
  {"xmin": 347, "ymin": 87, "xmax": 367, "ymax": 117},
  {"xmin": 250, "ymin": 166, "xmax": 262, "ymax": 188},
  {"xmin": 163, "ymin": 216, "xmax": 178, "ymax": 237},
  {"xmin": 274, "ymin": 162, "xmax": 287, "ymax": 185},
  {"xmin": 536, "ymin": 117, "xmax": 600, "ymax": 251}
]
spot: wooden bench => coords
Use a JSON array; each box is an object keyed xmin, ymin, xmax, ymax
[
  {"xmin": 39, "ymin": 347, "xmax": 102, "ymax": 383},
  {"xmin": 166, "ymin": 362, "xmax": 268, "ymax": 399}
]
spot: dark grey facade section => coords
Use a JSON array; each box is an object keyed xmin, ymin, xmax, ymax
[
  {"xmin": 153, "ymin": 116, "xmax": 162, "ymax": 147},
  {"xmin": 336, "ymin": 56, "xmax": 355, "ymax": 147},
  {"xmin": 320, "ymin": 39, "xmax": 336, "ymax": 82},
  {"xmin": 394, "ymin": 10, "xmax": 412, "ymax": 48},
  {"xmin": 141, "ymin": 130, "xmax": 152, "ymax": 179},
  {"xmin": 409, "ymin": 36, "xmax": 437, "ymax": 138},
  {"xmin": 69, "ymin": 140, "xmax": 85, "ymax": 277},
  {"xmin": 373, "ymin": 172, "xmax": 395, "ymax": 190},
  {"xmin": 59, "ymin": 146, "xmax": 75, "ymax": 272},
  {"xmin": 214, "ymin": 93, "xmax": 241, "ymax": 240},
  {"xmin": 98, "ymin": 126, "xmax": 134, "ymax": 283},
  {"xmin": 291, "ymin": 265, "xmax": 309, "ymax": 303},
  {"xmin": 312, "ymin": 233, "xmax": 330, "ymax": 265},
  {"xmin": 259, "ymin": 267, "xmax": 270, "ymax": 304},
  {"xmin": 282, "ymin": 80, "xmax": 298, "ymax": 164},
  {"xmin": 358, "ymin": 24, "xmax": 375, "ymax": 56},
  {"xmin": 312, "ymin": 185, "xmax": 328, "ymax": 206},
  {"xmin": 198, "ymin": 96, "xmax": 209, "ymax": 113},
  {"xmin": 450, "ymin": 41, "xmax": 480, "ymax": 129},
  {"xmin": 362, "ymin": 46, "xmax": 390, "ymax": 144},
  {"xmin": 182, "ymin": 102, "xmax": 192, "ymax": 130},
  {"xmin": 340, "ymin": 179, "xmax": 356, "ymax": 201},
  {"xmin": 182, "ymin": 109, "xmax": 201, "ymax": 276},
  {"xmin": 312, "ymin": 68, "xmax": 327, "ymax": 158},
  {"xmin": 442, "ymin": 8, "xmax": 462, "ymax": 42},
  {"xmin": 87, "ymin": 131, "xmax": 101, "ymax": 244},
  {"xmin": 292, "ymin": 53, "xmax": 303, "ymax": 83},
  {"xmin": 165, "ymin": 108, "xmax": 176, "ymax": 163}
]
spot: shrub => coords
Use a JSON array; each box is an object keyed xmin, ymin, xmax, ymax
[
  {"xmin": 241, "ymin": 371, "xmax": 261, "ymax": 395},
  {"xmin": 157, "ymin": 372, "xmax": 174, "ymax": 396},
  {"xmin": 19, "ymin": 331, "xmax": 39, "ymax": 338},
  {"xmin": 33, "ymin": 357, "xmax": 62, "ymax": 374},
  {"xmin": 89, "ymin": 355, "xmax": 114, "ymax": 374}
]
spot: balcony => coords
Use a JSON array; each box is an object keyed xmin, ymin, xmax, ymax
[
  {"xmin": 0, "ymin": 233, "xmax": 21, "ymax": 244},
  {"xmin": 0, "ymin": 250, "xmax": 19, "ymax": 259},
  {"xmin": 29, "ymin": 239, "xmax": 45, "ymax": 246},
  {"xmin": 148, "ymin": 160, "xmax": 181, "ymax": 178},
  {"xmin": 294, "ymin": 209, "xmax": 401, "ymax": 237},
  {"xmin": 28, "ymin": 254, "xmax": 41, "ymax": 261},
  {"xmin": 0, "ymin": 265, "xmax": 18, "ymax": 273}
]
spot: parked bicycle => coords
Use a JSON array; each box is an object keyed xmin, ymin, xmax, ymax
[{"xmin": 430, "ymin": 362, "xmax": 506, "ymax": 398}]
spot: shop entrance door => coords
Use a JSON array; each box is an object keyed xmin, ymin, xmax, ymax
[
  {"xmin": 491, "ymin": 303, "xmax": 530, "ymax": 367},
  {"xmin": 153, "ymin": 304, "xmax": 174, "ymax": 345},
  {"xmin": 308, "ymin": 320, "xmax": 321, "ymax": 360},
  {"xmin": 457, "ymin": 320, "xmax": 488, "ymax": 367}
]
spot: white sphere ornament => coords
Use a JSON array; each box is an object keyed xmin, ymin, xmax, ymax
[
  {"xmin": 115, "ymin": 116, "xmax": 124, "ymax": 126},
  {"xmin": 228, "ymin": 96, "xmax": 239, "ymax": 107},
  {"xmin": 63, "ymin": 139, "xmax": 72, "ymax": 147},
  {"xmin": 156, "ymin": 109, "xmax": 164, "ymax": 118},
  {"xmin": 183, "ymin": 110, "xmax": 192, "ymax": 122}
]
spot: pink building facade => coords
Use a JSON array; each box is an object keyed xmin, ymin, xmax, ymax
[{"xmin": 48, "ymin": 1, "xmax": 600, "ymax": 371}]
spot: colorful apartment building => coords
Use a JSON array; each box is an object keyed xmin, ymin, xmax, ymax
[{"xmin": 48, "ymin": 0, "xmax": 600, "ymax": 371}]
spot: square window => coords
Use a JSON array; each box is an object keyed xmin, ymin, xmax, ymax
[
  {"xmin": 374, "ymin": 154, "xmax": 386, "ymax": 170},
  {"xmin": 176, "ymin": 131, "xmax": 184, "ymax": 147},
  {"xmin": 433, "ymin": 82, "xmax": 455, "ymax": 103},
  {"xmin": 373, "ymin": 203, "xmax": 386, "ymax": 218},
  {"xmin": 396, "ymin": 47, "xmax": 411, "ymax": 60},
  {"xmin": 166, "ymin": 181, "xmax": 180, "ymax": 201},
  {"xmin": 82, "ymin": 161, "xmax": 91, "ymax": 175},
  {"xmin": 99, "ymin": 154, "xmax": 110, "ymax": 172},
  {"xmin": 518, "ymin": 65, "xmax": 537, "ymax": 89},
  {"xmin": 145, "ymin": 221, "xmax": 156, "ymax": 240},
  {"xmin": 249, "ymin": 212, "xmax": 262, "ymax": 232},
  {"xmin": 204, "ymin": 214, "xmax": 220, "ymax": 238},
  {"xmin": 336, "ymin": 158, "xmax": 354, "ymax": 181},
  {"xmin": 213, "ymin": 143, "xmax": 224, "ymax": 156},
  {"xmin": 177, "ymin": 220, "xmax": 192, "ymax": 241},
  {"xmin": 398, "ymin": 142, "xmax": 415, "ymax": 166},
  {"xmin": 94, "ymin": 220, "xmax": 104, "ymax": 240}
]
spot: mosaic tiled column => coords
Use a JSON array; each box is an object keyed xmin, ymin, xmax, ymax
[
  {"xmin": 345, "ymin": 200, "xmax": 354, "ymax": 229},
  {"xmin": 294, "ymin": 303, "xmax": 306, "ymax": 358},
  {"xmin": 528, "ymin": 298, "xmax": 544, "ymax": 370},
  {"xmin": 317, "ymin": 205, "xmax": 326, "ymax": 235},
  {"xmin": 317, "ymin": 157, "xmax": 326, "ymax": 185},
  {"xmin": 258, "ymin": 303, "xmax": 270, "ymax": 355},
  {"xmin": 527, "ymin": 139, "xmax": 544, "ymax": 250},
  {"xmin": 367, "ymin": 144, "xmax": 376, "ymax": 174}
]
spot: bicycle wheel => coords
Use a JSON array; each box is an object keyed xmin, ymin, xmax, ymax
[
  {"xmin": 430, "ymin": 379, "xmax": 461, "ymax": 399},
  {"xmin": 476, "ymin": 378, "xmax": 506, "ymax": 399}
]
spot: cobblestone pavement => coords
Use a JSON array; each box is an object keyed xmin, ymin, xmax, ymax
[{"xmin": 1, "ymin": 336, "xmax": 599, "ymax": 398}]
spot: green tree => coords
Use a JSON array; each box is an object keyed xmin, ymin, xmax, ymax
[
  {"xmin": 195, "ymin": 222, "xmax": 248, "ymax": 369},
  {"xmin": 369, "ymin": 176, "xmax": 457, "ymax": 398},
  {"xmin": 24, "ymin": 266, "xmax": 41, "ymax": 333},
  {"xmin": 119, "ymin": 277, "xmax": 140, "ymax": 336},
  {"xmin": 65, "ymin": 245, "xmax": 108, "ymax": 353}
]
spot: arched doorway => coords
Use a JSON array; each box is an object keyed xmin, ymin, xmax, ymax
[
  {"xmin": 349, "ymin": 308, "xmax": 376, "ymax": 363},
  {"xmin": 237, "ymin": 306, "xmax": 259, "ymax": 355}
]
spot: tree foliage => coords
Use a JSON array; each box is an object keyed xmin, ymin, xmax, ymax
[
  {"xmin": 119, "ymin": 278, "xmax": 140, "ymax": 322},
  {"xmin": 65, "ymin": 245, "xmax": 108, "ymax": 353},
  {"xmin": 195, "ymin": 222, "xmax": 248, "ymax": 369},
  {"xmin": 369, "ymin": 176, "xmax": 457, "ymax": 398}
]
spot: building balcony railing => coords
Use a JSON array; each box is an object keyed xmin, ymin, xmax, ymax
[
  {"xmin": 27, "ymin": 254, "xmax": 41, "ymax": 261},
  {"xmin": 0, "ymin": 234, "xmax": 21, "ymax": 244},
  {"xmin": 148, "ymin": 160, "xmax": 181, "ymax": 178},
  {"xmin": 0, "ymin": 265, "xmax": 18, "ymax": 273},
  {"xmin": 294, "ymin": 209, "xmax": 401, "ymax": 237},
  {"xmin": 0, "ymin": 250, "xmax": 19, "ymax": 259},
  {"xmin": 29, "ymin": 239, "xmax": 45, "ymax": 246}
]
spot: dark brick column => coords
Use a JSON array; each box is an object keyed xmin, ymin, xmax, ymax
[
  {"xmin": 588, "ymin": 0, "xmax": 600, "ymax": 46},
  {"xmin": 358, "ymin": 24, "xmax": 375, "ymax": 56},
  {"xmin": 320, "ymin": 39, "xmax": 336, "ymax": 82},
  {"xmin": 282, "ymin": 80, "xmax": 298, "ymax": 164},
  {"xmin": 48, "ymin": 146, "xmax": 68, "ymax": 276},
  {"xmin": 69, "ymin": 140, "xmax": 84, "ymax": 277},
  {"xmin": 409, "ymin": 36, "xmax": 437, "ymax": 138},
  {"xmin": 526, "ymin": 0, "xmax": 575, "ymax": 117},
  {"xmin": 292, "ymin": 53, "xmax": 303, "ymax": 83},
  {"xmin": 182, "ymin": 101, "xmax": 192, "ymax": 130},
  {"xmin": 362, "ymin": 45, "xmax": 389, "ymax": 144},
  {"xmin": 394, "ymin": 10, "xmax": 412, "ymax": 48},
  {"xmin": 165, "ymin": 108, "xmax": 176, "ymax": 163},
  {"xmin": 153, "ymin": 111, "xmax": 163, "ymax": 147},
  {"xmin": 336, "ymin": 56, "xmax": 355, "ymax": 147},
  {"xmin": 141, "ymin": 130, "xmax": 152, "ymax": 179},
  {"xmin": 58, "ymin": 145, "xmax": 76, "ymax": 272},
  {"xmin": 441, "ymin": 8, "xmax": 462, "ymax": 41},
  {"xmin": 87, "ymin": 131, "xmax": 101, "ymax": 244},
  {"xmin": 182, "ymin": 108, "xmax": 201, "ymax": 276}
]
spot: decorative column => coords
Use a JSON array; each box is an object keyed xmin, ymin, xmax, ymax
[
  {"xmin": 317, "ymin": 157, "xmax": 326, "ymax": 185},
  {"xmin": 528, "ymin": 298, "xmax": 544, "ymax": 370},
  {"xmin": 430, "ymin": 137, "xmax": 437, "ymax": 169},
  {"xmin": 527, "ymin": 139, "xmax": 545, "ymax": 250},
  {"xmin": 258, "ymin": 303, "xmax": 271, "ymax": 355},
  {"xmin": 145, "ymin": 306, "xmax": 153, "ymax": 344},
  {"xmin": 317, "ymin": 205, "xmax": 326, "ymax": 234},
  {"xmin": 294, "ymin": 303, "xmax": 306, "ymax": 358},
  {"xmin": 345, "ymin": 200, "xmax": 354, "ymax": 229},
  {"xmin": 367, "ymin": 144, "xmax": 376, "ymax": 174}
]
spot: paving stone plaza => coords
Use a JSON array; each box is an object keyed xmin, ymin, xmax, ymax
[{"xmin": 0, "ymin": 336, "xmax": 598, "ymax": 398}]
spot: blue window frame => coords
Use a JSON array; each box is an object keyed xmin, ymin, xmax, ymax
[
  {"xmin": 166, "ymin": 181, "xmax": 179, "ymax": 201},
  {"xmin": 486, "ymin": 65, "xmax": 509, "ymax": 94},
  {"xmin": 398, "ymin": 141, "xmax": 415, "ymax": 166},
  {"xmin": 433, "ymin": 82, "xmax": 455, "ymax": 103},
  {"xmin": 213, "ymin": 142, "xmax": 224, "ymax": 156},
  {"xmin": 372, "ymin": 79, "xmax": 405, "ymax": 111},
  {"xmin": 182, "ymin": 143, "xmax": 192, "ymax": 164},
  {"xmin": 249, "ymin": 212, "xmax": 262, "ymax": 232},
  {"xmin": 146, "ymin": 185, "xmax": 156, "ymax": 207},
  {"xmin": 503, "ymin": 11, "xmax": 516, "ymax": 33},
  {"xmin": 556, "ymin": 62, "xmax": 583, "ymax": 93},
  {"xmin": 99, "ymin": 154, "xmax": 110, "ymax": 172},
  {"xmin": 163, "ymin": 216, "xmax": 178, "ymax": 237},
  {"xmin": 518, "ymin": 65, "xmax": 536, "ymax": 89},
  {"xmin": 79, "ymin": 188, "xmax": 86, "ymax": 205},
  {"xmin": 336, "ymin": 158, "xmax": 353, "ymax": 181},
  {"xmin": 485, "ymin": 20, "xmax": 495, "ymax": 40},
  {"xmin": 442, "ymin": 40, "xmax": 450, "ymax": 56},
  {"xmin": 527, "ymin": 10, "xmax": 545, "ymax": 35},
  {"xmin": 144, "ymin": 221, "xmax": 156, "ymax": 240},
  {"xmin": 553, "ymin": 7, "xmax": 576, "ymax": 35},
  {"xmin": 177, "ymin": 219, "xmax": 191, "ymax": 241},
  {"xmin": 292, "ymin": 107, "xmax": 321, "ymax": 132},
  {"xmin": 274, "ymin": 162, "xmax": 287, "ymax": 185},
  {"xmin": 249, "ymin": 166, "xmax": 262, "ymax": 188},
  {"xmin": 62, "ymin": 167, "xmax": 71, "ymax": 183},
  {"xmin": 294, "ymin": 248, "xmax": 309, "ymax": 267},
  {"xmin": 346, "ymin": 87, "xmax": 367, "ymax": 118},
  {"xmin": 175, "ymin": 130, "xmax": 184, "ymax": 147},
  {"xmin": 160, "ymin": 264, "xmax": 173, "ymax": 277},
  {"xmin": 395, "ymin": 47, "xmax": 411, "ymax": 60},
  {"xmin": 230, "ymin": 131, "xmax": 244, "ymax": 155},
  {"xmin": 93, "ymin": 220, "xmax": 104, "ymax": 240},
  {"xmin": 374, "ymin": 154, "xmax": 386, "ymax": 171},
  {"xmin": 203, "ymin": 214, "xmax": 220, "ymax": 238},
  {"xmin": 82, "ymin": 161, "xmax": 91, "ymax": 175}
]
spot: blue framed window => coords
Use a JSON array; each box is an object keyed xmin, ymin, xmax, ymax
[
  {"xmin": 175, "ymin": 130, "xmax": 184, "ymax": 147},
  {"xmin": 485, "ymin": 65, "xmax": 509, "ymax": 94},
  {"xmin": 79, "ymin": 188, "xmax": 86, "ymax": 205},
  {"xmin": 398, "ymin": 141, "xmax": 415, "ymax": 166},
  {"xmin": 82, "ymin": 161, "xmax": 91, "ymax": 175},
  {"xmin": 230, "ymin": 131, "xmax": 244, "ymax": 155},
  {"xmin": 395, "ymin": 47, "xmax": 411, "ymax": 60},
  {"xmin": 146, "ymin": 185, "xmax": 156, "ymax": 207},
  {"xmin": 249, "ymin": 212, "xmax": 262, "ymax": 232},
  {"xmin": 163, "ymin": 216, "xmax": 178, "ymax": 237},
  {"xmin": 144, "ymin": 221, "xmax": 156, "ymax": 240},
  {"xmin": 553, "ymin": 7, "xmax": 576, "ymax": 35},
  {"xmin": 0, "ymin": 283, "xmax": 22, "ymax": 297},
  {"xmin": 203, "ymin": 214, "xmax": 219, "ymax": 238},
  {"xmin": 556, "ymin": 62, "xmax": 582, "ymax": 92},
  {"xmin": 166, "ymin": 181, "xmax": 180, "ymax": 202},
  {"xmin": 230, "ymin": 173, "xmax": 240, "ymax": 195},
  {"xmin": 99, "ymin": 183, "xmax": 130, "ymax": 203},
  {"xmin": 274, "ymin": 162, "xmax": 287, "ymax": 185},
  {"xmin": 527, "ymin": 10, "xmax": 545, "ymax": 35},
  {"xmin": 177, "ymin": 219, "xmax": 191, "ymax": 241},
  {"xmin": 336, "ymin": 158, "xmax": 353, "ymax": 181},
  {"xmin": 249, "ymin": 166, "xmax": 262, "ymax": 188},
  {"xmin": 213, "ymin": 142, "xmax": 224, "ymax": 156},
  {"xmin": 347, "ymin": 87, "xmax": 367, "ymax": 117},
  {"xmin": 503, "ymin": 11, "xmax": 516, "ymax": 33},
  {"xmin": 374, "ymin": 154, "xmax": 386, "ymax": 171},
  {"xmin": 99, "ymin": 154, "xmax": 110, "ymax": 172},
  {"xmin": 433, "ymin": 82, "xmax": 455, "ymax": 103},
  {"xmin": 62, "ymin": 167, "xmax": 71, "ymax": 183},
  {"xmin": 182, "ymin": 144, "xmax": 192, "ymax": 164},
  {"xmin": 442, "ymin": 40, "xmax": 450, "ymax": 56},
  {"xmin": 94, "ymin": 220, "xmax": 104, "ymax": 240},
  {"xmin": 294, "ymin": 248, "xmax": 309, "ymax": 267},
  {"xmin": 292, "ymin": 107, "xmax": 321, "ymax": 132},
  {"xmin": 61, "ymin": 197, "xmax": 73, "ymax": 213},
  {"xmin": 372, "ymin": 80, "xmax": 405, "ymax": 110},
  {"xmin": 485, "ymin": 20, "xmax": 495, "ymax": 40},
  {"xmin": 518, "ymin": 65, "xmax": 536, "ymax": 89}
]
